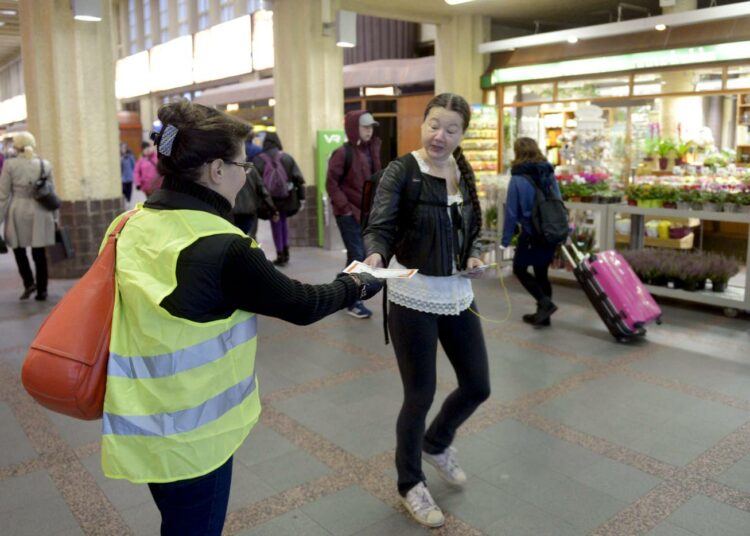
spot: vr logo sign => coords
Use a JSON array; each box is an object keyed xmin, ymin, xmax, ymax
[{"xmin": 323, "ymin": 133, "xmax": 346, "ymax": 144}]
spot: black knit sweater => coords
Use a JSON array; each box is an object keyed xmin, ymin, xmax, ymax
[{"xmin": 144, "ymin": 176, "xmax": 360, "ymax": 324}]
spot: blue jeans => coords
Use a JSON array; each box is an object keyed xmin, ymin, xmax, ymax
[
  {"xmin": 148, "ymin": 456, "xmax": 233, "ymax": 536},
  {"xmin": 335, "ymin": 215, "xmax": 365, "ymax": 267}
]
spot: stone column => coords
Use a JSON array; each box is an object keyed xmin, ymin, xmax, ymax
[
  {"xmin": 273, "ymin": 0, "xmax": 344, "ymax": 247},
  {"xmin": 19, "ymin": 0, "xmax": 123, "ymax": 277},
  {"xmin": 436, "ymin": 14, "xmax": 490, "ymax": 104}
]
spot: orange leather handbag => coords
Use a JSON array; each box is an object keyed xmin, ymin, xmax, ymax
[{"xmin": 21, "ymin": 210, "xmax": 137, "ymax": 420}]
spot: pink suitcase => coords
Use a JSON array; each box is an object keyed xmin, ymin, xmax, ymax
[{"xmin": 562, "ymin": 245, "xmax": 662, "ymax": 341}]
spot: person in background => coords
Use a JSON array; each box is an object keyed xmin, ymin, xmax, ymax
[
  {"xmin": 245, "ymin": 133, "xmax": 263, "ymax": 162},
  {"xmin": 326, "ymin": 110, "xmax": 382, "ymax": 319},
  {"xmin": 0, "ymin": 132, "xmax": 57, "ymax": 301},
  {"xmin": 252, "ymin": 132, "xmax": 305, "ymax": 266},
  {"xmin": 120, "ymin": 142, "xmax": 136, "ymax": 203},
  {"xmin": 101, "ymin": 101, "xmax": 382, "ymax": 536},
  {"xmin": 232, "ymin": 164, "xmax": 277, "ymax": 239},
  {"xmin": 501, "ymin": 137, "xmax": 560, "ymax": 327},
  {"xmin": 363, "ymin": 93, "xmax": 489, "ymax": 528},
  {"xmin": 134, "ymin": 140, "xmax": 162, "ymax": 197}
]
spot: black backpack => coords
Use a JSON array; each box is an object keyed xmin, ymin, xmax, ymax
[
  {"xmin": 524, "ymin": 174, "xmax": 569, "ymax": 246},
  {"xmin": 360, "ymin": 154, "xmax": 422, "ymax": 231}
]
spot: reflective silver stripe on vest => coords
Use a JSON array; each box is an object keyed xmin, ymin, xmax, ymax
[
  {"xmin": 108, "ymin": 316, "xmax": 256, "ymax": 379},
  {"xmin": 102, "ymin": 372, "xmax": 257, "ymax": 436}
]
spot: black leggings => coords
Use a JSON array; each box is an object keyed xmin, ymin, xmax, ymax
[
  {"xmin": 513, "ymin": 263, "xmax": 552, "ymax": 303},
  {"xmin": 13, "ymin": 247, "xmax": 48, "ymax": 293},
  {"xmin": 388, "ymin": 302, "xmax": 491, "ymax": 496}
]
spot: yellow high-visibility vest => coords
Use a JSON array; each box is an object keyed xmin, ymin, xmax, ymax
[{"xmin": 101, "ymin": 207, "xmax": 260, "ymax": 483}]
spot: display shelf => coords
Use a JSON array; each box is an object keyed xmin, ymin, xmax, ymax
[
  {"xmin": 549, "ymin": 203, "xmax": 750, "ymax": 315},
  {"xmin": 466, "ymin": 104, "xmax": 499, "ymax": 179},
  {"xmin": 615, "ymin": 233, "xmax": 694, "ymax": 249}
]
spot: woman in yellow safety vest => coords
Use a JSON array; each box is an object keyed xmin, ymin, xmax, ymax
[{"xmin": 101, "ymin": 100, "xmax": 382, "ymax": 536}]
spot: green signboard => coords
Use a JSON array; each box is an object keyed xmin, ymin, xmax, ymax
[
  {"xmin": 484, "ymin": 40, "xmax": 750, "ymax": 87},
  {"xmin": 315, "ymin": 129, "xmax": 346, "ymax": 247}
]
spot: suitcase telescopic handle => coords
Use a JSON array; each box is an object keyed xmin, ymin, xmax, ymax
[
  {"xmin": 561, "ymin": 245, "xmax": 578, "ymax": 268},
  {"xmin": 568, "ymin": 242, "xmax": 586, "ymax": 263}
]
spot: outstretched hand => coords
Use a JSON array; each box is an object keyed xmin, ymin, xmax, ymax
[{"xmin": 363, "ymin": 253, "xmax": 384, "ymax": 268}]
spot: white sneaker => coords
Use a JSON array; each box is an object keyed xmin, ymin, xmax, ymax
[
  {"xmin": 402, "ymin": 482, "xmax": 445, "ymax": 528},
  {"xmin": 423, "ymin": 446, "xmax": 467, "ymax": 486}
]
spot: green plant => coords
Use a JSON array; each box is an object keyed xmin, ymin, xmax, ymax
[
  {"xmin": 641, "ymin": 137, "xmax": 659, "ymax": 158},
  {"xmin": 708, "ymin": 254, "xmax": 739, "ymax": 285},
  {"xmin": 485, "ymin": 206, "xmax": 498, "ymax": 229},
  {"xmin": 674, "ymin": 140, "xmax": 693, "ymax": 158},
  {"xmin": 559, "ymin": 182, "xmax": 593, "ymax": 199},
  {"xmin": 657, "ymin": 138, "xmax": 675, "ymax": 158}
]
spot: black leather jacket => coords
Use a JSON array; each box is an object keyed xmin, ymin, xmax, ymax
[{"xmin": 363, "ymin": 153, "xmax": 482, "ymax": 276}]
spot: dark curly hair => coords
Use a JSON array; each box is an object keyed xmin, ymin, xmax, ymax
[{"xmin": 153, "ymin": 100, "xmax": 251, "ymax": 183}]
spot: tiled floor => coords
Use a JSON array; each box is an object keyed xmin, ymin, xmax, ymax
[{"xmin": 2, "ymin": 219, "xmax": 750, "ymax": 535}]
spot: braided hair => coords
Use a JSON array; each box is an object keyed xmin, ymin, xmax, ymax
[
  {"xmin": 423, "ymin": 93, "xmax": 483, "ymax": 248},
  {"xmin": 454, "ymin": 146, "xmax": 483, "ymax": 248}
]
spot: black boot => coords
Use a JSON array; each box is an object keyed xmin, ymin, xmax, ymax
[
  {"xmin": 533, "ymin": 298, "xmax": 557, "ymax": 326},
  {"xmin": 272, "ymin": 252, "xmax": 285, "ymax": 266},
  {"xmin": 19, "ymin": 283, "xmax": 36, "ymax": 300},
  {"xmin": 282, "ymin": 246, "xmax": 289, "ymax": 264}
]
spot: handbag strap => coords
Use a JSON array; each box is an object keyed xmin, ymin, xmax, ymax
[
  {"xmin": 106, "ymin": 209, "xmax": 138, "ymax": 247},
  {"xmin": 37, "ymin": 158, "xmax": 47, "ymax": 182}
]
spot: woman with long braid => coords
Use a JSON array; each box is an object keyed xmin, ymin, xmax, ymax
[{"xmin": 363, "ymin": 93, "xmax": 490, "ymax": 528}]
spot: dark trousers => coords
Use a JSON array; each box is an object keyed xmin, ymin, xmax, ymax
[
  {"xmin": 270, "ymin": 213, "xmax": 288, "ymax": 253},
  {"xmin": 13, "ymin": 247, "xmax": 48, "ymax": 293},
  {"xmin": 148, "ymin": 456, "xmax": 233, "ymax": 536},
  {"xmin": 234, "ymin": 214, "xmax": 259, "ymax": 239},
  {"xmin": 122, "ymin": 182, "xmax": 133, "ymax": 202},
  {"xmin": 388, "ymin": 302, "xmax": 491, "ymax": 496},
  {"xmin": 513, "ymin": 262, "xmax": 552, "ymax": 303},
  {"xmin": 335, "ymin": 215, "xmax": 365, "ymax": 267}
]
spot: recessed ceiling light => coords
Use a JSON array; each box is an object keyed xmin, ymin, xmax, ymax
[
  {"xmin": 567, "ymin": 36, "xmax": 579, "ymax": 44},
  {"xmin": 444, "ymin": 0, "xmax": 476, "ymax": 4},
  {"xmin": 0, "ymin": 10, "xmax": 15, "ymax": 16},
  {"xmin": 655, "ymin": 23, "xmax": 667, "ymax": 31}
]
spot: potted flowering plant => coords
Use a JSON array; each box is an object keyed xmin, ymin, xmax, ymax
[
  {"xmin": 661, "ymin": 185, "xmax": 679, "ymax": 209},
  {"xmin": 735, "ymin": 191, "xmax": 750, "ymax": 212},
  {"xmin": 641, "ymin": 137, "xmax": 659, "ymax": 164},
  {"xmin": 674, "ymin": 140, "xmax": 693, "ymax": 166},
  {"xmin": 657, "ymin": 138, "xmax": 675, "ymax": 170},
  {"xmin": 708, "ymin": 255, "xmax": 739, "ymax": 292},
  {"xmin": 722, "ymin": 191, "xmax": 739, "ymax": 213},
  {"xmin": 676, "ymin": 188, "xmax": 694, "ymax": 210},
  {"xmin": 701, "ymin": 190, "xmax": 724, "ymax": 212}
]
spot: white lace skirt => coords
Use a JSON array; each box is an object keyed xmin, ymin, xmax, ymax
[{"xmin": 387, "ymin": 258, "xmax": 474, "ymax": 316}]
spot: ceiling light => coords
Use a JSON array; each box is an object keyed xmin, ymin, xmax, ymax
[
  {"xmin": 226, "ymin": 103, "xmax": 239, "ymax": 112},
  {"xmin": 335, "ymin": 10, "xmax": 356, "ymax": 48},
  {"xmin": 72, "ymin": 0, "xmax": 102, "ymax": 22},
  {"xmin": 567, "ymin": 36, "xmax": 579, "ymax": 43},
  {"xmin": 0, "ymin": 10, "xmax": 16, "ymax": 16},
  {"xmin": 655, "ymin": 23, "xmax": 667, "ymax": 31},
  {"xmin": 445, "ymin": 0, "xmax": 477, "ymax": 4}
]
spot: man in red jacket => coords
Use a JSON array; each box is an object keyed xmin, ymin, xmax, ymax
[{"xmin": 326, "ymin": 111, "xmax": 382, "ymax": 318}]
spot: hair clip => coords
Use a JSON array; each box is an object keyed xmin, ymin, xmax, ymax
[{"xmin": 158, "ymin": 124, "xmax": 178, "ymax": 157}]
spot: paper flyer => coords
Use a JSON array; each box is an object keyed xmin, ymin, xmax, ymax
[{"xmin": 343, "ymin": 261, "xmax": 418, "ymax": 279}]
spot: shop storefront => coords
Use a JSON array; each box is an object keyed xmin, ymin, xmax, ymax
[{"xmin": 482, "ymin": 31, "xmax": 750, "ymax": 314}]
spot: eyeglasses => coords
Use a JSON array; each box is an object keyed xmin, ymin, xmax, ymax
[{"xmin": 222, "ymin": 160, "xmax": 255, "ymax": 174}]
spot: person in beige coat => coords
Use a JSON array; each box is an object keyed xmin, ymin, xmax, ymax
[{"xmin": 0, "ymin": 132, "xmax": 56, "ymax": 301}]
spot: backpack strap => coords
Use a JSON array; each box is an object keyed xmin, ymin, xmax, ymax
[{"xmin": 338, "ymin": 143, "xmax": 353, "ymax": 186}]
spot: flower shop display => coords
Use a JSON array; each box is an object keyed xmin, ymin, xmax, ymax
[
  {"xmin": 621, "ymin": 249, "xmax": 740, "ymax": 292},
  {"xmin": 556, "ymin": 171, "xmax": 622, "ymax": 203},
  {"xmin": 627, "ymin": 173, "xmax": 750, "ymax": 211}
]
